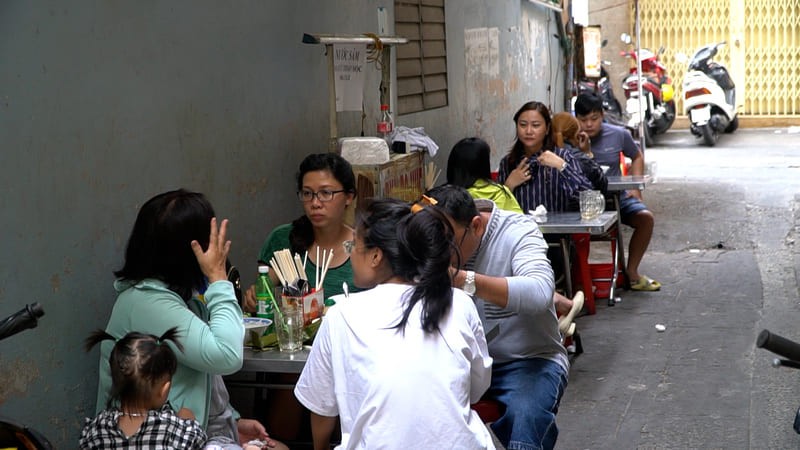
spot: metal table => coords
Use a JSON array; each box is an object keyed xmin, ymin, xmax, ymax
[
  {"xmin": 606, "ymin": 175, "xmax": 649, "ymax": 192},
  {"xmin": 537, "ymin": 211, "xmax": 618, "ymax": 234},
  {"xmin": 241, "ymin": 347, "xmax": 310, "ymax": 374},
  {"xmin": 537, "ymin": 211, "xmax": 618, "ymax": 315},
  {"xmin": 225, "ymin": 347, "xmax": 311, "ymax": 391}
]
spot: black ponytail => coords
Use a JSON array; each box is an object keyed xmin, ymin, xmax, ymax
[
  {"xmin": 86, "ymin": 327, "xmax": 183, "ymax": 409},
  {"xmin": 357, "ymin": 199, "xmax": 457, "ymax": 334}
]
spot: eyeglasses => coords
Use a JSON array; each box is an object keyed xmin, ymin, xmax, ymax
[{"xmin": 297, "ymin": 189, "xmax": 346, "ymax": 203}]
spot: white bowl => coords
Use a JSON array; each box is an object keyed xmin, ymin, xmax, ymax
[{"xmin": 243, "ymin": 317, "xmax": 273, "ymax": 346}]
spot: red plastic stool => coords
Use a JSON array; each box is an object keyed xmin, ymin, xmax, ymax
[{"xmin": 471, "ymin": 400, "xmax": 505, "ymax": 424}]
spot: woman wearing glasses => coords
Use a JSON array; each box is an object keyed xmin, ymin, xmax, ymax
[
  {"xmin": 244, "ymin": 153, "xmax": 358, "ymax": 443},
  {"xmin": 245, "ymin": 153, "xmax": 358, "ymax": 310}
]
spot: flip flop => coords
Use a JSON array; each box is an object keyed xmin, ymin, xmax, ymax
[
  {"xmin": 630, "ymin": 275, "xmax": 661, "ymax": 291},
  {"xmin": 558, "ymin": 291, "xmax": 584, "ymax": 334}
]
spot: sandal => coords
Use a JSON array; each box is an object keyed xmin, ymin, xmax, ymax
[
  {"xmin": 630, "ymin": 275, "xmax": 661, "ymax": 291},
  {"xmin": 558, "ymin": 291, "xmax": 584, "ymax": 334}
]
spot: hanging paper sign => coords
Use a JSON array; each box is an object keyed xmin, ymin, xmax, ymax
[
  {"xmin": 582, "ymin": 26, "xmax": 603, "ymax": 79},
  {"xmin": 333, "ymin": 43, "xmax": 366, "ymax": 112}
]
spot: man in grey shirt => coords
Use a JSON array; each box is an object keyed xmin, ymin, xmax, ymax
[{"xmin": 427, "ymin": 184, "xmax": 568, "ymax": 450}]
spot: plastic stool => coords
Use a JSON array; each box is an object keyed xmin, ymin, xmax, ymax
[{"xmin": 471, "ymin": 400, "xmax": 505, "ymax": 424}]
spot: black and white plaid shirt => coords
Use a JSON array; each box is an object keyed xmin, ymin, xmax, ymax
[{"xmin": 79, "ymin": 403, "xmax": 207, "ymax": 449}]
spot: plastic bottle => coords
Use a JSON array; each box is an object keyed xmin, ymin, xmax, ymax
[
  {"xmin": 254, "ymin": 266, "xmax": 275, "ymax": 327},
  {"xmin": 377, "ymin": 104, "xmax": 394, "ymax": 145}
]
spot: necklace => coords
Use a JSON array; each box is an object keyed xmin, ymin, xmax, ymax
[{"xmin": 121, "ymin": 411, "xmax": 148, "ymax": 417}]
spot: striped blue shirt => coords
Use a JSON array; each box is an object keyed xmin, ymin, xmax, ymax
[{"xmin": 498, "ymin": 147, "xmax": 592, "ymax": 213}]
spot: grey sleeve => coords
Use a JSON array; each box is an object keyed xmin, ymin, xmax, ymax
[{"xmin": 505, "ymin": 229, "xmax": 556, "ymax": 315}]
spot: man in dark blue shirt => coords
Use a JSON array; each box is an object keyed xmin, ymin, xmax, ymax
[{"xmin": 575, "ymin": 93, "xmax": 660, "ymax": 291}]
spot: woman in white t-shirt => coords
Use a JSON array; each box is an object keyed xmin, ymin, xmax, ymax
[{"xmin": 294, "ymin": 197, "xmax": 494, "ymax": 450}]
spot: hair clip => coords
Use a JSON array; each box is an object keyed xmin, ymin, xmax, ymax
[{"xmin": 411, "ymin": 195, "xmax": 438, "ymax": 214}]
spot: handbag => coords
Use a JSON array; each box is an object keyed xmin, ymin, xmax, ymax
[{"xmin": 225, "ymin": 259, "xmax": 244, "ymax": 307}]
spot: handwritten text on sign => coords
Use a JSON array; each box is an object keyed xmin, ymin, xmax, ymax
[{"xmin": 334, "ymin": 43, "xmax": 366, "ymax": 112}]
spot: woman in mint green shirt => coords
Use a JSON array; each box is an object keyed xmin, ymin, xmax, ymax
[{"xmin": 95, "ymin": 189, "xmax": 286, "ymax": 449}]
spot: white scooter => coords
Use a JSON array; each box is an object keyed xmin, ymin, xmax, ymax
[{"xmin": 681, "ymin": 42, "xmax": 738, "ymax": 146}]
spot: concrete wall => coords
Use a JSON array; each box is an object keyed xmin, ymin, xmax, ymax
[
  {"xmin": 581, "ymin": 0, "xmax": 633, "ymax": 110},
  {"xmin": 0, "ymin": 1, "xmax": 564, "ymax": 446}
]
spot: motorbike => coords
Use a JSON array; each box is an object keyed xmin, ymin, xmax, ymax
[
  {"xmin": 756, "ymin": 329, "xmax": 800, "ymax": 434},
  {"xmin": 681, "ymin": 41, "xmax": 738, "ymax": 146},
  {"xmin": 573, "ymin": 64, "xmax": 630, "ymax": 131},
  {"xmin": 0, "ymin": 303, "xmax": 54, "ymax": 449},
  {"xmin": 619, "ymin": 33, "xmax": 676, "ymax": 146}
]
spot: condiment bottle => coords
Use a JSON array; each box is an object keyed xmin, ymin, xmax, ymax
[{"xmin": 377, "ymin": 104, "xmax": 394, "ymax": 145}]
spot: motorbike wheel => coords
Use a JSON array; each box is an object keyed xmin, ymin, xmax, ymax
[
  {"xmin": 725, "ymin": 115, "xmax": 739, "ymax": 133},
  {"xmin": 701, "ymin": 123, "xmax": 718, "ymax": 146}
]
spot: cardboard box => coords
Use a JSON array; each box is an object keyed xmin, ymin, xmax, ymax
[{"xmin": 346, "ymin": 152, "xmax": 425, "ymax": 225}]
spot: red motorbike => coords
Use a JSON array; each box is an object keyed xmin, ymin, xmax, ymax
[{"xmin": 619, "ymin": 34, "xmax": 676, "ymax": 146}]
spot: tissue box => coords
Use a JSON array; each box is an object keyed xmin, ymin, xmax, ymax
[{"xmin": 339, "ymin": 137, "xmax": 390, "ymax": 165}]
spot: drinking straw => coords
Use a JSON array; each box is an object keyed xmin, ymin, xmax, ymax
[{"xmin": 315, "ymin": 247, "xmax": 320, "ymax": 291}]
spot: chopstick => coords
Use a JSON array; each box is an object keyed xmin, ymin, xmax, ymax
[
  {"xmin": 271, "ymin": 247, "xmax": 334, "ymax": 292},
  {"xmin": 293, "ymin": 253, "xmax": 307, "ymax": 281},
  {"xmin": 318, "ymin": 249, "xmax": 333, "ymax": 289}
]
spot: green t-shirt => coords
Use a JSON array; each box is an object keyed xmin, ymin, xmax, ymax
[
  {"xmin": 468, "ymin": 180, "xmax": 523, "ymax": 213},
  {"xmin": 258, "ymin": 223, "xmax": 357, "ymax": 298}
]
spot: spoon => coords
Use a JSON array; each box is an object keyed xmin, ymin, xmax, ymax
[{"xmin": 342, "ymin": 282, "xmax": 350, "ymax": 299}]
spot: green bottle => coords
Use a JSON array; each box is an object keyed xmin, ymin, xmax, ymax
[{"xmin": 255, "ymin": 265, "xmax": 275, "ymax": 332}]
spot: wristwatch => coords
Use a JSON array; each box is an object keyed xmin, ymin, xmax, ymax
[
  {"xmin": 559, "ymin": 160, "xmax": 568, "ymax": 172},
  {"xmin": 463, "ymin": 270, "xmax": 476, "ymax": 295}
]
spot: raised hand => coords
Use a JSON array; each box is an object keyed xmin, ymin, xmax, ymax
[
  {"xmin": 190, "ymin": 217, "xmax": 231, "ymax": 284},
  {"xmin": 505, "ymin": 156, "xmax": 532, "ymax": 190}
]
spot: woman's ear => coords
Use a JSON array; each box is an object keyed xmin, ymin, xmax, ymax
[{"xmin": 370, "ymin": 247, "xmax": 384, "ymax": 268}]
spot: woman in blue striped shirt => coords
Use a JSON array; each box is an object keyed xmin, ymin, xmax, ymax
[{"xmin": 498, "ymin": 101, "xmax": 592, "ymax": 213}]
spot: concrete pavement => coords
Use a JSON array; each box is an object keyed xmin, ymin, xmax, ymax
[{"xmin": 556, "ymin": 128, "xmax": 800, "ymax": 449}]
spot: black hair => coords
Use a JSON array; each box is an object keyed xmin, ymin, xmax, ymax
[
  {"xmin": 447, "ymin": 137, "xmax": 493, "ymax": 187},
  {"xmin": 507, "ymin": 101, "xmax": 555, "ymax": 168},
  {"xmin": 574, "ymin": 92, "xmax": 604, "ymax": 116},
  {"xmin": 355, "ymin": 198, "xmax": 458, "ymax": 334},
  {"xmin": 114, "ymin": 189, "xmax": 215, "ymax": 302},
  {"xmin": 447, "ymin": 137, "xmax": 518, "ymax": 206},
  {"xmin": 424, "ymin": 184, "xmax": 480, "ymax": 229},
  {"xmin": 86, "ymin": 327, "xmax": 183, "ymax": 410},
  {"xmin": 289, "ymin": 153, "xmax": 357, "ymax": 254}
]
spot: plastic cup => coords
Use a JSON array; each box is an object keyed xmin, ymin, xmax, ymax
[
  {"xmin": 580, "ymin": 190, "xmax": 605, "ymax": 221},
  {"xmin": 275, "ymin": 297, "xmax": 304, "ymax": 353}
]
